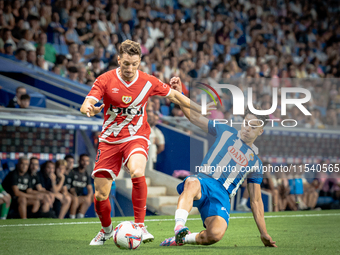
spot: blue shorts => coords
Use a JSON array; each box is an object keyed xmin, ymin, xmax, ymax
[{"xmin": 177, "ymin": 175, "xmax": 230, "ymax": 228}]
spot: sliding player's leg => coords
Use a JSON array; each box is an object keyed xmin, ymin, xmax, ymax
[
  {"xmin": 161, "ymin": 176, "xmax": 230, "ymax": 247},
  {"xmin": 174, "ymin": 177, "xmax": 201, "ymax": 243},
  {"xmin": 193, "ymin": 216, "xmax": 228, "ymax": 245}
]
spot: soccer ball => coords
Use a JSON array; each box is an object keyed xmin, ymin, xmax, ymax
[{"xmin": 113, "ymin": 221, "xmax": 142, "ymax": 250}]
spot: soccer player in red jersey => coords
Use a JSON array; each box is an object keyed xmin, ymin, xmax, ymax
[{"xmin": 80, "ymin": 40, "xmax": 206, "ymax": 245}]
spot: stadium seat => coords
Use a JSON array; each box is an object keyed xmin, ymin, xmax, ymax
[{"xmin": 161, "ymin": 105, "xmax": 170, "ymax": 116}]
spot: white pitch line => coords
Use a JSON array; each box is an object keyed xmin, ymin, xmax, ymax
[{"xmin": 0, "ymin": 213, "xmax": 339, "ymax": 228}]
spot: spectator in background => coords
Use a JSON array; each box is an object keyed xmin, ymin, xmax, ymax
[
  {"xmin": 0, "ymin": 183, "xmax": 11, "ymax": 220},
  {"xmin": 26, "ymin": 49, "xmax": 36, "ymax": 66},
  {"xmin": 7, "ymin": 86, "xmax": 26, "ymax": 108},
  {"xmin": 17, "ymin": 29, "xmax": 35, "ymax": 52},
  {"xmin": 65, "ymin": 17, "xmax": 82, "ymax": 45},
  {"xmin": 0, "ymin": 28, "xmax": 17, "ymax": 52},
  {"xmin": 148, "ymin": 112, "xmax": 165, "ymax": 168},
  {"xmin": 16, "ymin": 94, "xmax": 30, "ymax": 109},
  {"xmin": 261, "ymin": 162, "xmax": 279, "ymax": 212},
  {"xmin": 2, "ymin": 43, "xmax": 15, "ymax": 58},
  {"xmin": 2, "ymin": 157, "xmax": 40, "ymax": 219},
  {"xmin": 67, "ymin": 66, "xmax": 79, "ymax": 82},
  {"xmin": 54, "ymin": 160, "xmax": 72, "ymax": 219},
  {"xmin": 47, "ymin": 12, "xmax": 65, "ymax": 44},
  {"xmin": 64, "ymin": 154, "xmax": 78, "ymax": 218},
  {"xmin": 27, "ymin": 157, "xmax": 54, "ymax": 216},
  {"xmin": 15, "ymin": 47, "xmax": 27, "ymax": 62},
  {"xmin": 89, "ymin": 58, "xmax": 102, "ymax": 78},
  {"xmin": 69, "ymin": 154, "xmax": 92, "ymax": 219},
  {"xmin": 35, "ymin": 33, "xmax": 57, "ymax": 64}
]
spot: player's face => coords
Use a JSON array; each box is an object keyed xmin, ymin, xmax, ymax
[
  {"xmin": 118, "ymin": 53, "xmax": 140, "ymax": 80},
  {"xmin": 45, "ymin": 162, "xmax": 55, "ymax": 175},
  {"xmin": 240, "ymin": 114, "xmax": 264, "ymax": 145},
  {"xmin": 79, "ymin": 156, "xmax": 90, "ymax": 169},
  {"xmin": 18, "ymin": 159, "xmax": 29, "ymax": 174},
  {"xmin": 30, "ymin": 159, "xmax": 40, "ymax": 174},
  {"xmin": 66, "ymin": 158, "xmax": 74, "ymax": 171}
]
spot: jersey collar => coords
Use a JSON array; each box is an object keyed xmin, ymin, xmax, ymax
[{"xmin": 116, "ymin": 68, "xmax": 139, "ymax": 87}]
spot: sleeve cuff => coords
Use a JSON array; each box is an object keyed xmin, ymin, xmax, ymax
[
  {"xmin": 86, "ymin": 96, "xmax": 99, "ymax": 103},
  {"xmin": 165, "ymin": 88, "xmax": 172, "ymax": 97}
]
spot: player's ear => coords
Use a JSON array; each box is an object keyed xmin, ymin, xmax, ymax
[{"xmin": 117, "ymin": 55, "xmax": 120, "ymax": 65}]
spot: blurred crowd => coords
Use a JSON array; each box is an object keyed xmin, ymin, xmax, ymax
[
  {"xmin": 0, "ymin": 0, "xmax": 340, "ymax": 127},
  {"xmin": 0, "ymin": 155, "xmax": 93, "ymax": 219}
]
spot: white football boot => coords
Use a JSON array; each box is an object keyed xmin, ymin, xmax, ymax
[
  {"xmin": 139, "ymin": 225, "xmax": 154, "ymax": 243},
  {"xmin": 89, "ymin": 228, "xmax": 114, "ymax": 245}
]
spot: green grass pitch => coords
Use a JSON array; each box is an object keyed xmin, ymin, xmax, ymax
[{"xmin": 1, "ymin": 210, "xmax": 340, "ymax": 255}]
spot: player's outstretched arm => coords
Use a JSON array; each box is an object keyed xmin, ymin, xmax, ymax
[
  {"xmin": 248, "ymin": 182, "xmax": 277, "ymax": 247},
  {"xmin": 80, "ymin": 98, "xmax": 105, "ymax": 117}
]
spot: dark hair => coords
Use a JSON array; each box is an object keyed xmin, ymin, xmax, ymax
[
  {"xmin": 79, "ymin": 154, "xmax": 89, "ymax": 160},
  {"xmin": 55, "ymin": 54, "xmax": 66, "ymax": 65},
  {"xmin": 15, "ymin": 48, "xmax": 26, "ymax": 55},
  {"xmin": 64, "ymin": 154, "xmax": 74, "ymax": 160},
  {"xmin": 68, "ymin": 66, "xmax": 78, "ymax": 73},
  {"xmin": 244, "ymin": 105, "xmax": 269, "ymax": 127},
  {"xmin": 20, "ymin": 94, "xmax": 30, "ymax": 101},
  {"xmin": 91, "ymin": 58, "xmax": 100, "ymax": 64},
  {"xmin": 119, "ymin": 39, "xmax": 141, "ymax": 57}
]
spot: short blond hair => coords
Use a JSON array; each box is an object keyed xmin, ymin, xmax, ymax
[
  {"xmin": 119, "ymin": 40, "xmax": 142, "ymax": 57},
  {"xmin": 56, "ymin": 159, "xmax": 67, "ymax": 169}
]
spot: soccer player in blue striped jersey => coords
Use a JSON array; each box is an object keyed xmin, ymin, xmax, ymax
[{"xmin": 160, "ymin": 78, "xmax": 277, "ymax": 248}]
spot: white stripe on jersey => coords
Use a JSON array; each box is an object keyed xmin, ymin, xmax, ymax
[
  {"xmin": 102, "ymin": 81, "xmax": 152, "ymax": 138},
  {"xmin": 212, "ymin": 137, "xmax": 243, "ymax": 179},
  {"xmin": 205, "ymin": 131, "xmax": 234, "ymax": 168},
  {"xmin": 228, "ymin": 151, "xmax": 259, "ymax": 198}
]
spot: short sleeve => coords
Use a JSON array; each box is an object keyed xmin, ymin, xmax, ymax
[
  {"xmin": 86, "ymin": 74, "xmax": 107, "ymax": 102},
  {"xmin": 248, "ymin": 160, "xmax": 263, "ymax": 184},
  {"xmin": 86, "ymin": 172, "xmax": 92, "ymax": 186},
  {"xmin": 149, "ymin": 76, "xmax": 171, "ymax": 97},
  {"xmin": 10, "ymin": 172, "xmax": 19, "ymax": 187},
  {"xmin": 208, "ymin": 120, "xmax": 237, "ymax": 137}
]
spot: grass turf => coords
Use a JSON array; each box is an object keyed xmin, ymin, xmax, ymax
[{"xmin": 0, "ymin": 210, "xmax": 340, "ymax": 255}]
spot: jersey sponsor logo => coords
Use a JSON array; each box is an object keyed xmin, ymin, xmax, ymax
[
  {"xmin": 112, "ymin": 88, "xmax": 119, "ymax": 93},
  {"xmin": 72, "ymin": 180, "xmax": 87, "ymax": 188},
  {"xmin": 122, "ymin": 96, "xmax": 132, "ymax": 104},
  {"xmin": 228, "ymin": 146, "xmax": 248, "ymax": 166},
  {"xmin": 109, "ymin": 104, "xmax": 144, "ymax": 115}
]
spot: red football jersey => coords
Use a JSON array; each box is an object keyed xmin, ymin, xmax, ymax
[{"xmin": 86, "ymin": 68, "xmax": 171, "ymax": 144}]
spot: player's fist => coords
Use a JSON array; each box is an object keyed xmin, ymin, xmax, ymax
[
  {"xmin": 86, "ymin": 104, "xmax": 105, "ymax": 117},
  {"xmin": 170, "ymin": 77, "xmax": 182, "ymax": 93},
  {"xmin": 261, "ymin": 234, "xmax": 277, "ymax": 247}
]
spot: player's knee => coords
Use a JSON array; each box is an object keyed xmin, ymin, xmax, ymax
[
  {"xmin": 207, "ymin": 232, "xmax": 223, "ymax": 244},
  {"xmin": 17, "ymin": 196, "xmax": 27, "ymax": 205},
  {"xmin": 65, "ymin": 195, "xmax": 72, "ymax": 204},
  {"xmin": 129, "ymin": 167, "xmax": 144, "ymax": 178},
  {"xmin": 95, "ymin": 190, "xmax": 109, "ymax": 201},
  {"xmin": 184, "ymin": 178, "xmax": 200, "ymax": 193}
]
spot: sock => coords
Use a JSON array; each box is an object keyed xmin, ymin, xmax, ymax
[
  {"xmin": 0, "ymin": 201, "xmax": 10, "ymax": 219},
  {"xmin": 241, "ymin": 198, "xmax": 248, "ymax": 205},
  {"xmin": 136, "ymin": 222, "xmax": 144, "ymax": 227},
  {"xmin": 94, "ymin": 195, "xmax": 112, "ymax": 232},
  {"xmin": 69, "ymin": 214, "xmax": 76, "ymax": 219},
  {"xmin": 131, "ymin": 176, "xmax": 147, "ymax": 224},
  {"xmin": 103, "ymin": 223, "xmax": 112, "ymax": 233},
  {"xmin": 184, "ymin": 233, "xmax": 198, "ymax": 244},
  {"xmin": 76, "ymin": 213, "xmax": 84, "ymax": 218},
  {"xmin": 174, "ymin": 209, "xmax": 189, "ymax": 229}
]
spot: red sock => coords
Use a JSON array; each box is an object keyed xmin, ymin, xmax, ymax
[
  {"xmin": 94, "ymin": 195, "xmax": 112, "ymax": 228},
  {"xmin": 132, "ymin": 176, "xmax": 147, "ymax": 224}
]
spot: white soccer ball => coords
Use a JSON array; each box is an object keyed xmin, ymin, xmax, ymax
[{"xmin": 113, "ymin": 221, "xmax": 142, "ymax": 250}]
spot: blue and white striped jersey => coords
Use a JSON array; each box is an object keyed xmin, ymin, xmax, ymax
[{"xmin": 198, "ymin": 120, "xmax": 263, "ymax": 198}]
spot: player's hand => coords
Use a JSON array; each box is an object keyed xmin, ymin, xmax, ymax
[
  {"xmin": 204, "ymin": 101, "xmax": 217, "ymax": 115},
  {"xmin": 261, "ymin": 233, "xmax": 277, "ymax": 247},
  {"xmin": 170, "ymin": 77, "xmax": 182, "ymax": 93},
  {"xmin": 86, "ymin": 104, "xmax": 105, "ymax": 117}
]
